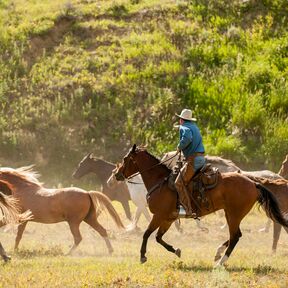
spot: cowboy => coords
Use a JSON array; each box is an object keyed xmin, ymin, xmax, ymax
[{"xmin": 174, "ymin": 108, "xmax": 205, "ymax": 217}]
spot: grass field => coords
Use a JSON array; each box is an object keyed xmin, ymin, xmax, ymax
[{"xmin": 0, "ymin": 202, "xmax": 288, "ymax": 287}]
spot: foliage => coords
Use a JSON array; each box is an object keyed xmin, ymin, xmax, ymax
[{"xmin": 0, "ymin": 0, "xmax": 287, "ymax": 185}]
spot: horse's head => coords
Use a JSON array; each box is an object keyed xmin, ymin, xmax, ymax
[
  {"xmin": 72, "ymin": 153, "xmax": 95, "ymax": 179},
  {"xmin": 279, "ymin": 155, "xmax": 288, "ymax": 179},
  {"xmin": 115, "ymin": 144, "xmax": 140, "ymax": 181}
]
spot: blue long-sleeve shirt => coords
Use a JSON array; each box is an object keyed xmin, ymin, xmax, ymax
[{"xmin": 177, "ymin": 121, "xmax": 205, "ymax": 159}]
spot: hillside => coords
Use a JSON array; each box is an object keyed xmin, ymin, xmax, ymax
[{"xmin": 0, "ymin": 0, "xmax": 287, "ymax": 185}]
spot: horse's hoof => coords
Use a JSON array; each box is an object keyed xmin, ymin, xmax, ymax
[
  {"xmin": 140, "ymin": 256, "xmax": 147, "ymax": 264},
  {"xmin": 3, "ymin": 255, "xmax": 11, "ymax": 263},
  {"xmin": 108, "ymin": 248, "xmax": 114, "ymax": 255},
  {"xmin": 175, "ymin": 248, "xmax": 181, "ymax": 258}
]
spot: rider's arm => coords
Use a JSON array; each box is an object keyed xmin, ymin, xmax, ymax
[{"xmin": 177, "ymin": 127, "xmax": 193, "ymax": 151}]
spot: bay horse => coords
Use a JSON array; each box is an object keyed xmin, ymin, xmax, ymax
[
  {"xmin": 107, "ymin": 168, "xmax": 208, "ymax": 233},
  {"xmin": 0, "ymin": 191, "xmax": 32, "ymax": 262},
  {"xmin": 73, "ymin": 153, "xmax": 132, "ymax": 221},
  {"xmin": 114, "ymin": 145, "xmax": 288, "ymax": 266},
  {"xmin": 0, "ymin": 167, "xmax": 124, "ymax": 254},
  {"xmin": 162, "ymin": 151, "xmax": 287, "ymax": 251}
]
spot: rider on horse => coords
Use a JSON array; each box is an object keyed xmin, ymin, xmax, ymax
[{"xmin": 174, "ymin": 109, "xmax": 206, "ymax": 217}]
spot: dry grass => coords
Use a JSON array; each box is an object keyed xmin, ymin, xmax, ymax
[{"xmin": 0, "ymin": 203, "xmax": 288, "ymax": 287}]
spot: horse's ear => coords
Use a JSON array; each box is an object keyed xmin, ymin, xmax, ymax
[{"xmin": 132, "ymin": 144, "xmax": 136, "ymax": 152}]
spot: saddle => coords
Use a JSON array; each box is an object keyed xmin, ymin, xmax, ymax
[
  {"xmin": 188, "ymin": 164, "xmax": 220, "ymax": 209},
  {"xmin": 168, "ymin": 163, "xmax": 220, "ymax": 210}
]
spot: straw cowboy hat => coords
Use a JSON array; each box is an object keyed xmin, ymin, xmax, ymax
[{"xmin": 175, "ymin": 109, "xmax": 197, "ymax": 121}]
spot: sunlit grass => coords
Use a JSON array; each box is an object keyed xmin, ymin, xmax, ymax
[{"xmin": 0, "ymin": 203, "xmax": 288, "ymax": 287}]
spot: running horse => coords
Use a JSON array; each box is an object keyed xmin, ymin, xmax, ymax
[
  {"xmin": 0, "ymin": 167, "xmax": 124, "ymax": 254},
  {"xmin": 0, "ymin": 190, "xmax": 32, "ymax": 261},
  {"xmin": 114, "ymin": 145, "xmax": 288, "ymax": 266},
  {"xmin": 162, "ymin": 151, "xmax": 287, "ymax": 252},
  {"xmin": 73, "ymin": 154, "xmax": 132, "ymax": 221}
]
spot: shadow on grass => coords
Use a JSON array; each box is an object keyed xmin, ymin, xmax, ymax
[
  {"xmin": 169, "ymin": 261, "xmax": 283, "ymax": 275},
  {"xmin": 14, "ymin": 246, "xmax": 64, "ymax": 258}
]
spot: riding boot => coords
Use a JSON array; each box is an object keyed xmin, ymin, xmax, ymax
[{"xmin": 175, "ymin": 161, "xmax": 195, "ymax": 217}]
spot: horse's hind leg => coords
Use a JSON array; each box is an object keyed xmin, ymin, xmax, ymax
[
  {"xmin": 67, "ymin": 221, "xmax": 82, "ymax": 255},
  {"xmin": 215, "ymin": 214, "xmax": 242, "ymax": 266},
  {"xmin": 84, "ymin": 218, "xmax": 113, "ymax": 254},
  {"xmin": 140, "ymin": 214, "xmax": 162, "ymax": 264},
  {"xmin": 272, "ymin": 222, "xmax": 282, "ymax": 253},
  {"xmin": 156, "ymin": 220, "xmax": 181, "ymax": 258},
  {"xmin": 14, "ymin": 222, "xmax": 27, "ymax": 250},
  {"xmin": 0, "ymin": 242, "xmax": 10, "ymax": 262}
]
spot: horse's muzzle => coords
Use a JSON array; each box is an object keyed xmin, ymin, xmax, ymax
[{"xmin": 115, "ymin": 171, "xmax": 125, "ymax": 181}]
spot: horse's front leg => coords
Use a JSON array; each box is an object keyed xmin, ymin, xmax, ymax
[
  {"xmin": 140, "ymin": 215, "xmax": 162, "ymax": 263},
  {"xmin": 272, "ymin": 222, "xmax": 282, "ymax": 253},
  {"xmin": 156, "ymin": 220, "xmax": 181, "ymax": 258},
  {"xmin": 121, "ymin": 200, "xmax": 132, "ymax": 221}
]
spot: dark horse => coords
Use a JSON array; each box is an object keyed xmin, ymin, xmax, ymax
[
  {"xmin": 114, "ymin": 145, "xmax": 288, "ymax": 266},
  {"xmin": 72, "ymin": 153, "xmax": 132, "ymax": 220}
]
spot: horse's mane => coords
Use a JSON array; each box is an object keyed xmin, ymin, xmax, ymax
[
  {"xmin": 138, "ymin": 147, "xmax": 171, "ymax": 173},
  {"xmin": 0, "ymin": 179, "xmax": 14, "ymax": 195},
  {"xmin": 0, "ymin": 166, "xmax": 43, "ymax": 188},
  {"xmin": 206, "ymin": 156, "xmax": 241, "ymax": 170}
]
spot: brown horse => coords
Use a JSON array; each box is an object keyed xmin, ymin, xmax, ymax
[
  {"xmin": 163, "ymin": 151, "xmax": 288, "ymax": 251},
  {"xmin": 73, "ymin": 153, "xmax": 132, "ymax": 221},
  {"xmin": 114, "ymin": 145, "xmax": 288, "ymax": 266},
  {"xmin": 0, "ymin": 167, "xmax": 124, "ymax": 254},
  {"xmin": 0, "ymin": 191, "xmax": 32, "ymax": 262}
]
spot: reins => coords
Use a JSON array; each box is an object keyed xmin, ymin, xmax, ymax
[{"xmin": 126, "ymin": 151, "xmax": 180, "ymax": 182}]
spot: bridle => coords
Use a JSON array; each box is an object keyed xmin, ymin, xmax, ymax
[{"xmin": 116, "ymin": 150, "xmax": 180, "ymax": 181}]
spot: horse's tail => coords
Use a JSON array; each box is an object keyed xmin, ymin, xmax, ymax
[
  {"xmin": 88, "ymin": 191, "xmax": 124, "ymax": 229},
  {"xmin": 0, "ymin": 192, "xmax": 33, "ymax": 224},
  {"xmin": 256, "ymin": 183, "xmax": 288, "ymax": 228}
]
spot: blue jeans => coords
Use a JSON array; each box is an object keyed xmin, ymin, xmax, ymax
[{"xmin": 194, "ymin": 155, "xmax": 206, "ymax": 171}]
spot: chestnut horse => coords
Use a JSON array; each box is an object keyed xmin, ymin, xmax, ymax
[
  {"xmin": 0, "ymin": 191, "xmax": 32, "ymax": 262},
  {"xmin": 0, "ymin": 167, "xmax": 124, "ymax": 254},
  {"xmin": 73, "ymin": 154, "xmax": 132, "ymax": 221},
  {"xmin": 114, "ymin": 145, "xmax": 288, "ymax": 266},
  {"xmin": 162, "ymin": 152, "xmax": 287, "ymax": 251}
]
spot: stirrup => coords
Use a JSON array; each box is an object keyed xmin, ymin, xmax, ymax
[{"xmin": 178, "ymin": 206, "xmax": 196, "ymax": 219}]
